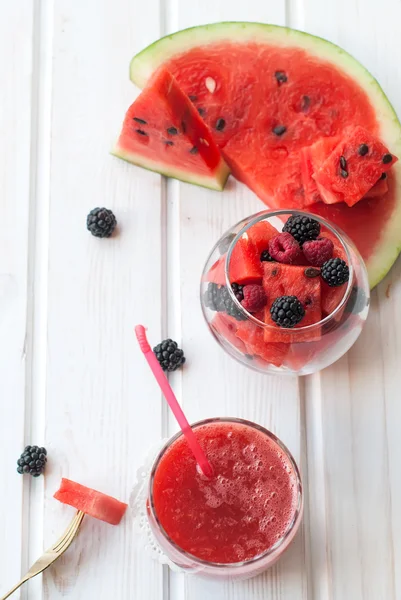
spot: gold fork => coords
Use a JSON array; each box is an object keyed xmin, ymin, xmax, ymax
[{"xmin": 0, "ymin": 510, "xmax": 85, "ymax": 599}]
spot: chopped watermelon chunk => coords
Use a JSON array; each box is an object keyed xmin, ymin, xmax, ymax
[
  {"xmin": 300, "ymin": 136, "xmax": 340, "ymax": 205},
  {"xmin": 314, "ymin": 126, "xmax": 397, "ymax": 207},
  {"xmin": 262, "ymin": 263, "xmax": 322, "ymax": 342},
  {"xmin": 211, "ymin": 313, "xmax": 247, "ymax": 353},
  {"xmin": 206, "ymin": 236, "xmax": 263, "ymax": 285},
  {"xmin": 235, "ymin": 318, "xmax": 289, "ymax": 367},
  {"xmin": 246, "ymin": 220, "xmax": 279, "ymax": 255},
  {"xmin": 54, "ymin": 478, "xmax": 128, "ymax": 525}
]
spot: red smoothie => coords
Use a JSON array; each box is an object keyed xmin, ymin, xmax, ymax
[{"xmin": 151, "ymin": 420, "xmax": 299, "ymax": 564}]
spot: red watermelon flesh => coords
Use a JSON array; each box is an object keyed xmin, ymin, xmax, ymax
[
  {"xmin": 314, "ymin": 126, "xmax": 397, "ymax": 207},
  {"xmin": 206, "ymin": 236, "xmax": 263, "ymax": 285},
  {"xmin": 113, "ymin": 67, "xmax": 229, "ymax": 191},
  {"xmin": 246, "ymin": 220, "xmax": 279, "ymax": 255},
  {"xmin": 365, "ymin": 177, "xmax": 388, "ymax": 198},
  {"xmin": 211, "ymin": 313, "xmax": 247, "ymax": 353},
  {"xmin": 235, "ymin": 318, "xmax": 289, "ymax": 367},
  {"xmin": 262, "ymin": 263, "xmax": 322, "ymax": 343},
  {"xmin": 54, "ymin": 478, "xmax": 128, "ymax": 525},
  {"xmin": 300, "ymin": 136, "xmax": 341, "ymax": 205}
]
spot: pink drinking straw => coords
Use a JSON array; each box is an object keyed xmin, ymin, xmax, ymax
[{"xmin": 135, "ymin": 325, "xmax": 214, "ymax": 478}]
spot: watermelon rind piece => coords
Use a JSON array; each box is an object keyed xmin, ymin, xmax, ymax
[
  {"xmin": 130, "ymin": 22, "xmax": 401, "ymax": 289},
  {"xmin": 112, "ymin": 144, "xmax": 230, "ymax": 191}
]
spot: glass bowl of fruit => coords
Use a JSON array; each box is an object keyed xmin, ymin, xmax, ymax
[{"xmin": 200, "ymin": 210, "xmax": 370, "ymax": 376}]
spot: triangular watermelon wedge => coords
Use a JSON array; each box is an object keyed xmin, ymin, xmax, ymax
[{"xmin": 113, "ymin": 67, "xmax": 230, "ymax": 190}]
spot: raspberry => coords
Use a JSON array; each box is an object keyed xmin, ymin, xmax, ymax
[
  {"xmin": 241, "ymin": 285, "xmax": 267, "ymax": 313},
  {"xmin": 268, "ymin": 233, "xmax": 301, "ymax": 264},
  {"xmin": 302, "ymin": 237, "xmax": 334, "ymax": 266}
]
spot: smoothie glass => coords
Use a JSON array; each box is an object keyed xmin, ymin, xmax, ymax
[
  {"xmin": 147, "ymin": 418, "xmax": 303, "ymax": 580},
  {"xmin": 200, "ymin": 210, "xmax": 370, "ymax": 375}
]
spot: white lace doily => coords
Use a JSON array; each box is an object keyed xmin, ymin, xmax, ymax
[{"xmin": 130, "ymin": 440, "xmax": 198, "ymax": 573}]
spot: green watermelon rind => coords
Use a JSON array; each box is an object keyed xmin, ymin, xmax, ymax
[
  {"xmin": 130, "ymin": 22, "xmax": 401, "ymax": 288},
  {"xmin": 111, "ymin": 144, "xmax": 230, "ymax": 191}
]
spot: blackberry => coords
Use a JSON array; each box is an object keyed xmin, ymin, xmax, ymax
[
  {"xmin": 231, "ymin": 283, "xmax": 244, "ymax": 302},
  {"xmin": 260, "ymin": 250, "xmax": 275, "ymax": 262},
  {"xmin": 283, "ymin": 215, "xmax": 320, "ymax": 245},
  {"xmin": 270, "ymin": 295, "xmax": 305, "ymax": 328},
  {"xmin": 321, "ymin": 258, "xmax": 350, "ymax": 287},
  {"xmin": 87, "ymin": 207, "xmax": 117, "ymax": 238},
  {"xmin": 203, "ymin": 283, "xmax": 246, "ymax": 321},
  {"xmin": 153, "ymin": 339, "xmax": 185, "ymax": 372},
  {"xmin": 17, "ymin": 445, "xmax": 47, "ymax": 477}
]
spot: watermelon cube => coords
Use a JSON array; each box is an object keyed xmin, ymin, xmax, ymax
[
  {"xmin": 54, "ymin": 478, "xmax": 128, "ymax": 525},
  {"xmin": 262, "ymin": 263, "xmax": 322, "ymax": 342},
  {"xmin": 246, "ymin": 220, "xmax": 279, "ymax": 255},
  {"xmin": 314, "ymin": 126, "xmax": 397, "ymax": 207},
  {"xmin": 206, "ymin": 236, "xmax": 263, "ymax": 286},
  {"xmin": 235, "ymin": 318, "xmax": 289, "ymax": 367},
  {"xmin": 300, "ymin": 136, "xmax": 340, "ymax": 205},
  {"xmin": 211, "ymin": 313, "xmax": 247, "ymax": 353}
]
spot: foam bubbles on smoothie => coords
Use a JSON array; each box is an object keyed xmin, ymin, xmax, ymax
[{"xmin": 153, "ymin": 421, "xmax": 299, "ymax": 564}]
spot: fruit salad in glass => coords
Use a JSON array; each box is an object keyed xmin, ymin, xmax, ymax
[{"xmin": 201, "ymin": 210, "xmax": 370, "ymax": 375}]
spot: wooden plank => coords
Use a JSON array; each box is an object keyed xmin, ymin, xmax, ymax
[
  {"xmin": 164, "ymin": 2, "xmax": 308, "ymax": 599},
  {"xmin": 0, "ymin": 1, "xmax": 35, "ymax": 596},
  {"xmin": 41, "ymin": 0, "xmax": 166, "ymax": 598},
  {"xmin": 297, "ymin": 2, "xmax": 401, "ymax": 598}
]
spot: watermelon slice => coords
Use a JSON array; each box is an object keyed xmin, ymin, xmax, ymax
[
  {"xmin": 262, "ymin": 263, "xmax": 322, "ymax": 343},
  {"xmin": 130, "ymin": 22, "xmax": 401, "ymax": 288},
  {"xmin": 313, "ymin": 126, "xmax": 397, "ymax": 206},
  {"xmin": 113, "ymin": 67, "xmax": 229, "ymax": 191},
  {"xmin": 54, "ymin": 478, "xmax": 128, "ymax": 525}
]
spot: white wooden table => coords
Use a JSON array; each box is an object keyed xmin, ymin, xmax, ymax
[{"xmin": 2, "ymin": 1, "xmax": 401, "ymax": 598}]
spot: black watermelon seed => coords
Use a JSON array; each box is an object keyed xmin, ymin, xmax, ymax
[
  {"xmin": 215, "ymin": 118, "xmax": 226, "ymax": 131},
  {"xmin": 339, "ymin": 156, "xmax": 347, "ymax": 169},
  {"xmin": 133, "ymin": 117, "xmax": 147, "ymax": 125},
  {"xmin": 380, "ymin": 172, "xmax": 387, "ymax": 180},
  {"xmin": 165, "ymin": 140, "xmax": 174, "ymax": 146},
  {"xmin": 167, "ymin": 126, "xmax": 178, "ymax": 135},
  {"xmin": 198, "ymin": 107, "xmax": 206, "ymax": 116},
  {"xmin": 304, "ymin": 267, "xmax": 320, "ymax": 278},
  {"xmin": 301, "ymin": 95, "xmax": 311, "ymax": 112},
  {"xmin": 383, "ymin": 153, "xmax": 393, "ymax": 164},
  {"xmin": 275, "ymin": 71, "xmax": 288, "ymax": 85},
  {"xmin": 189, "ymin": 146, "xmax": 198, "ymax": 155},
  {"xmin": 136, "ymin": 129, "xmax": 148, "ymax": 136},
  {"xmin": 188, "ymin": 95, "xmax": 197, "ymax": 102},
  {"xmin": 271, "ymin": 268, "xmax": 279, "ymax": 276},
  {"xmin": 340, "ymin": 169, "xmax": 349, "ymax": 178},
  {"xmin": 272, "ymin": 125, "xmax": 287, "ymax": 136},
  {"xmin": 358, "ymin": 143, "xmax": 369, "ymax": 156}
]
